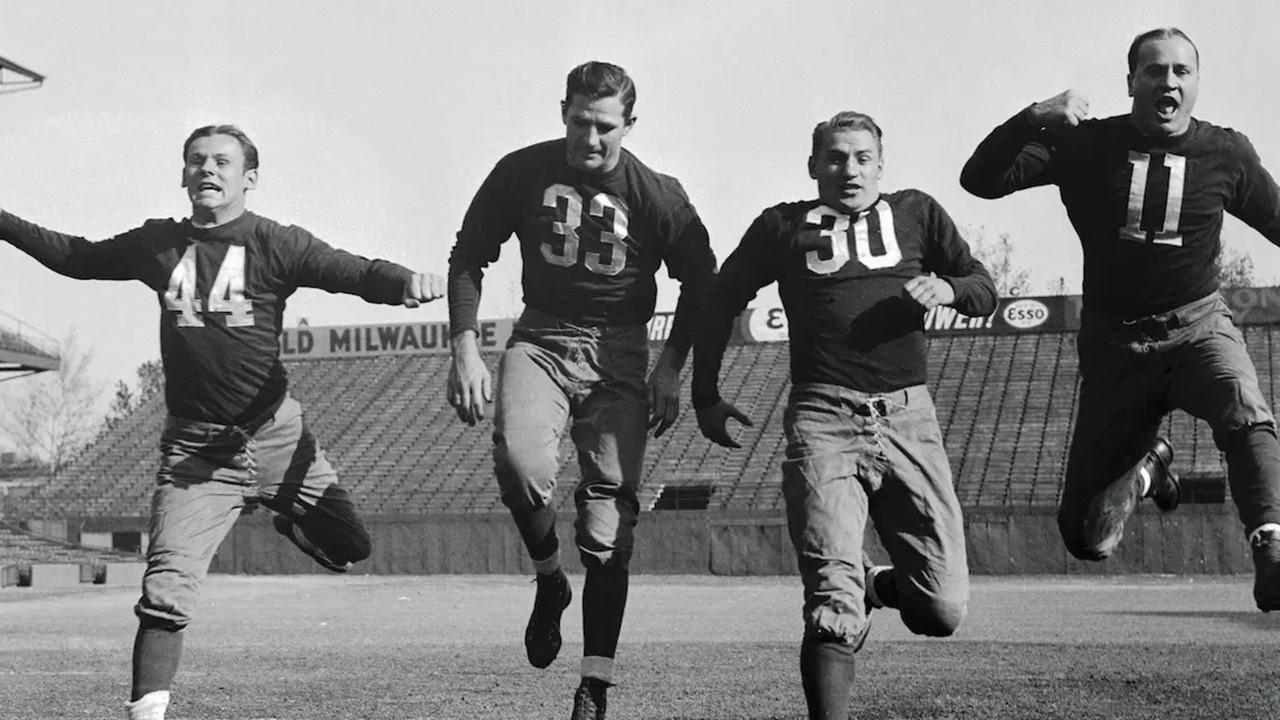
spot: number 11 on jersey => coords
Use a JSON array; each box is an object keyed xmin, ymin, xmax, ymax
[{"xmin": 1121, "ymin": 151, "xmax": 1185, "ymax": 246}]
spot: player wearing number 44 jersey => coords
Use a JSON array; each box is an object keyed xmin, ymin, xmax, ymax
[
  {"xmin": 447, "ymin": 61, "xmax": 716, "ymax": 720},
  {"xmin": 694, "ymin": 111, "xmax": 996, "ymax": 720},
  {"xmin": 962, "ymin": 27, "xmax": 1280, "ymax": 611},
  {"xmin": 0, "ymin": 124, "xmax": 444, "ymax": 720}
]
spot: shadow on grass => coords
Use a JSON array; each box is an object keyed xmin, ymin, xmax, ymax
[{"xmin": 1111, "ymin": 609, "xmax": 1280, "ymax": 631}]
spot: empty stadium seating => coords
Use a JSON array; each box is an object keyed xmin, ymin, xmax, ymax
[
  {"xmin": 0, "ymin": 520, "xmax": 139, "ymax": 565},
  {"xmin": 7, "ymin": 325, "xmax": 1257, "ymax": 523}
]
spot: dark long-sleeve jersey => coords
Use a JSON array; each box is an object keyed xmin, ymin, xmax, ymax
[
  {"xmin": 692, "ymin": 190, "xmax": 997, "ymax": 409},
  {"xmin": 448, "ymin": 139, "xmax": 717, "ymax": 356},
  {"xmin": 961, "ymin": 109, "xmax": 1280, "ymax": 317},
  {"xmin": 0, "ymin": 210, "xmax": 414, "ymax": 425}
]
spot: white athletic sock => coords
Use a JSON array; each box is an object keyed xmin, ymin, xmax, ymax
[
  {"xmin": 581, "ymin": 655, "xmax": 615, "ymax": 685},
  {"xmin": 1250, "ymin": 523, "xmax": 1280, "ymax": 545},
  {"xmin": 126, "ymin": 690, "xmax": 170, "ymax": 720},
  {"xmin": 532, "ymin": 549, "xmax": 562, "ymax": 576}
]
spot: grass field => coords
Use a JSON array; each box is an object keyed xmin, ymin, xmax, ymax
[{"xmin": 2, "ymin": 573, "xmax": 1279, "ymax": 719}]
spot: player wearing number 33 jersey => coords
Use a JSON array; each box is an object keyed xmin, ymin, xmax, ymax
[
  {"xmin": 962, "ymin": 27, "xmax": 1280, "ymax": 613},
  {"xmin": 0, "ymin": 124, "xmax": 443, "ymax": 720},
  {"xmin": 447, "ymin": 61, "xmax": 716, "ymax": 719}
]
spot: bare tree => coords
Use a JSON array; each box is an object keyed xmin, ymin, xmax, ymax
[
  {"xmin": 105, "ymin": 359, "xmax": 164, "ymax": 428},
  {"xmin": 0, "ymin": 333, "xmax": 102, "ymax": 477},
  {"xmin": 1218, "ymin": 245, "xmax": 1259, "ymax": 289},
  {"xmin": 962, "ymin": 225, "xmax": 1032, "ymax": 297}
]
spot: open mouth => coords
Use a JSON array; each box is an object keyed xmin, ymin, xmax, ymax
[{"xmin": 1155, "ymin": 96, "xmax": 1179, "ymax": 118}]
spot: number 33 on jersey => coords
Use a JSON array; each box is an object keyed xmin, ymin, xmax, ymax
[
  {"xmin": 163, "ymin": 244, "xmax": 255, "ymax": 327},
  {"xmin": 540, "ymin": 183, "xmax": 632, "ymax": 276}
]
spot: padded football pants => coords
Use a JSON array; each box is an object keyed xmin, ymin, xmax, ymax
[
  {"xmin": 135, "ymin": 395, "xmax": 368, "ymax": 628},
  {"xmin": 1061, "ymin": 292, "xmax": 1280, "ymax": 559},
  {"xmin": 782, "ymin": 382, "xmax": 968, "ymax": 644},
  {"xmin": 492, "ymin": 308, "xmax": 649, "ymax": 569}
]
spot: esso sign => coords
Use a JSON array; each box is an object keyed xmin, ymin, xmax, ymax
[{"xmin": 1002, "ymin": 299, "xmax": 1049, "ymax": 329}]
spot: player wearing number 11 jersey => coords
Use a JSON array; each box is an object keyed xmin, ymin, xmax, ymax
[
  {"xmin": 0, "ymin": 124, "xmax": 443, "ymax": 720},
  {"xmin": 694, "ymin": 111, "xmax": 995, "ymax": 720},
  {"xmin": 446, "ymin": 61, "xmax": 715, "ymax": 719},
  {"xmin": 961, "ymin": 27, "xmax": 1280, "ymax": 612}
]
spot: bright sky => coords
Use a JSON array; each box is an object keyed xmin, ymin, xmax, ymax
[{"xmin": 2, "ymin": 0, "xmax": 1279, "ymax": 408}]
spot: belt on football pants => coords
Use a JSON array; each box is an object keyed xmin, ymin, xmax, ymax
[
  {"xmin": 850, "ymin": 386, "xmax": 917, "ymax": 417},
  {"xmin": 1098, "ymin": 292, "xmax": 1224, "ymax": 339}
]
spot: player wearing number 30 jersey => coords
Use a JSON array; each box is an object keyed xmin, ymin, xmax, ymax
[
  {"xmin": 962, "ymin": 27, "xmax": 1280, "ymax": 613},
  {"xmin": 0, "ymin": 124, "xmax": 443, "ymax": 720},
  {"xmin": 694, "ymin": 111, "xmax": 995, "ymax": 720},
  {"xmin": 447, "ymin": 61, "xmax": 715, "ymax": 720}
]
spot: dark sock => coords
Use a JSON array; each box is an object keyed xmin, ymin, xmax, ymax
[
  {"xmin": 872, "ymin": 567, "xmax": 900, "ymax": 609},
  {"xmin": 513, "ymin": 505, "xmax": 559, "ymax": 562},
  {"xmin": 582, "ymin": 565, "xmax": 629, "ymax": 659},
  {"xmin": 1226, "ymin": 424, "xmax": 1280, "ymax": 531},
  {"xmin": 131, "ymin": 623, "xmax": 184, "ymax": 700},
  {"xmin": 800, "ymin": 637, "xmax": 856, "ymax": 720}
]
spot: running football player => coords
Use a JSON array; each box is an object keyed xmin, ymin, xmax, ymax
[
  {"xmin": 446, "ymin": 61, "xmax": 716, "ymax": 720},
  {"xmin": 694, "ymin": 111, "xmax": 996, "ymax": 720},
  {"xmin": 0, "ymin": 124, "xmax": 444, "ymax": 720},
  {"xmin": 961, "ymin": 27, "xmax": 1280, "ymax": 611}
]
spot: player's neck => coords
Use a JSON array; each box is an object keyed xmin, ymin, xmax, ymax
[
  {"xmin": 190, "ymin": 205, "xmax": 248, "ymax": 229},
  {"xmin": 1128, "ymin": 114, "xmax": 1193, "ymax": 140}
]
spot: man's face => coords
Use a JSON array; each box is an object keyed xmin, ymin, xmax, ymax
[
  {"xmin": 809, "ymin": 128, "xmax": 883, "ymax": 215},
  {"xmin": 1128, "ymin": 36, "xmax": 1199, "ymax": 137},
  {"xmin": 562, "ymin": 93, "xmax": 634, "ymax": 173},
  {"xmin": 181, "ymin": 133, "xmax": 256, "ymax": 217}
]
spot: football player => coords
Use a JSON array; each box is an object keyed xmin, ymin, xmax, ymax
[
  {"xmin": 0, "ymin": 124, "xmax": 444, "ymax": 720},
  {"xmin": 961, "ymin": 27, "xmax": 1280, "ymax": 611},
  {"xmin": 693, "ymin": 111, "xmax": 996, "ymax": 719},
  {"xmin": 446, "ymin": 61, "xmax": 716, "ymax": 719}
]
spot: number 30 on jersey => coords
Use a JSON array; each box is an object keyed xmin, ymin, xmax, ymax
[
  {"xmin": 804, "ymin": 204, "xmax": 903, "ymax": 274},
  {"xmin": 163, "ymin": 245, "xmax": 254, "ymax": 327}
]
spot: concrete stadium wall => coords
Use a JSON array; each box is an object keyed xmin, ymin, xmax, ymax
[{"xmin": 204, "ymin": 504, "xmax": 1256, "ymax": 576}]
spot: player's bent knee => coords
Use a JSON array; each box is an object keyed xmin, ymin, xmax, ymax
[
  {"xmin": 902, "ymin": 598, "xmax": 966, "ymax": 638},
  {"xmin": 1058, "ymin": 514, "xmax": 1110, "ymax": 562}
]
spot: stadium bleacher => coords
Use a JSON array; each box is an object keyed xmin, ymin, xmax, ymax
[
  {"xmin": 8, "ymin": 324, "xmax": 1243, "ymax": 522},
  {"xmin": 0, "ymin": 519, "xmax": 139, "ymax": 565}
]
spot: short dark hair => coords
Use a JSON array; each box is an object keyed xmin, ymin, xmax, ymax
[
  {"xmin": 564, "ymin": 61, "xmax": 637, "ymax": 118},
  {"xmin": 182, "ymin": 124, "xmax": 259, "ymax": 171},
  {"xmin": 811, "ymin": 111, "xmax": 884, "ymax": 158},
  {"xmin": 1127, "ymin": 27, "xmax": 1199, "ymax": 74}
]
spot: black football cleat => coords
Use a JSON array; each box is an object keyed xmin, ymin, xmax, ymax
[
  {"xmin": 1085, "ymin": 438, "xmax": 1174, "ymax": 556},
  {"xmin": 525, "ymin": 569, "xmax": 572, "ymax": 668},
  {"xmin": 570, "ymin": 678, "xmax": 609, "ymax": 720},
  {"xmin": 273, "ymin": 515, "xmax": 351, "ymax": 573},
  {"xmin": 1251, "ymin": 525, "xmax": 1280, "ymax": 612}
]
